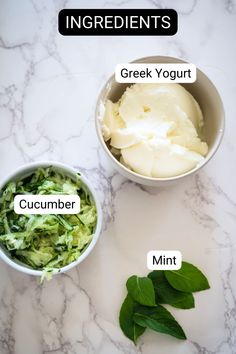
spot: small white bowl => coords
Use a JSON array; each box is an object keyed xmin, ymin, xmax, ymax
[{"xmin": 0, "ymin": 161, "xmax": 102, "ymax": 277}]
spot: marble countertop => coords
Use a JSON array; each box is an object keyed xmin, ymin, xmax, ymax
[{"xmin": 0, "ymin": 0, "xmax": 236, "ymax": 353}]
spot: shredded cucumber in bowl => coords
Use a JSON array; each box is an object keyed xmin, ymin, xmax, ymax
[{"xmin": 0, "ymin": 167, "xmax": 97, "ymax": 279}]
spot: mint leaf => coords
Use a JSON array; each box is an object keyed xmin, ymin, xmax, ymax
[
  {"xmin": 133, "ymin": 304, "xmax": 186, "ymax": 340},
  {"xmin": 148, "ymin": 270, "xmax": 195, "ymax": 309},
  {"xmin": 165, "ymin": 262, "xmax": 210, "ymax": 292},
  {"xmin": 126, "ymin": 275, "xmax": 156, "ymax": 306},
  {"xmin": 119, "ymin": 294, "xmax": 145, "ymax": 344}
]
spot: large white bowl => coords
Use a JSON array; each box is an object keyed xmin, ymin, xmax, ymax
[
  {"xmin": 95, "ymin": 56, "xmax": 225, "ymax": 186},
  {"xmin": 0, "ymin": 161, "xmax": 102, "ymax": 276}
]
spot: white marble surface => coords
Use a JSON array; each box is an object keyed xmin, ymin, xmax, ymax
[{"xmin": 0, "ymin": 0, "xmax": 236, "ymax": 353}]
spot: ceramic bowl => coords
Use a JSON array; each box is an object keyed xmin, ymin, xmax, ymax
[
  {"xmin": 0, "ymin": 161, "xmax": 102, "ymax": 276},
  {"xmin": 95, "ymin": 56, "xmax": 225, "ymax": 186}
]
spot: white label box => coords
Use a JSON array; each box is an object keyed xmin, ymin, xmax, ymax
[
  {"xmin": 116, "ymin": 63, "xmax": 196, "ymax": 83},
  {"xmin": 14, "ymin": 195, "xmax": 80, "ymax": 215},
  {"xmin": 147, "ymin": 250, "xmax": 182, "ymax": 270}
]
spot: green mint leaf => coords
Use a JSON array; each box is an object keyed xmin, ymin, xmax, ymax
[
  {"xmin": 164, "ymin": 261, "xmax": 210, "ymax": 293},
  {"xmin": 119, "ymin": 294, "xmax": 145, "ymax": 344},
  {"xmin": 133, "ymin": 304, "xmax": 186, "ymax": 340},
  {"xmin": 126, "ymin": 275, "xmax": 156, "ymax": 306},
  {"xmin": 148, "ymin": 270, "xmax": 195, "ymax": 309}
]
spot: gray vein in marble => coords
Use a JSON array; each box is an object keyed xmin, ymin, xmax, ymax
[
  {"xmin": 182, "ymin": 171, "xmax": 236, "ymax": 353},
  {"xmin": 0, "ymin": 37, "xmax": 32, "ymax": 51},
  {"xmin": 0, "ymin": 294, "xmax": 16, "ymax": 354},
  {"xmin": 148, "ymin": 0, "xmax": 198, "ymax": 15},
  {"xmin": 38, "ymin": 270, "xmax": 138, "ymax": 354},
  {"xmin": 225, "ymin": 0, "xmax": 236, "ymax": 13},
  {"xmin": 103, "ymin": 0, "xmax": 131, "ymax": 8}
]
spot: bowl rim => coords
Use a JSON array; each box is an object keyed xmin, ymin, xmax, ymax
[
  {"xmin": 0, "ymin": 161, "xmax": 103, "ymax": 276},
  {"xmin": 95, "ymin": 55, "xmax": 225, "ymax": 182}
]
